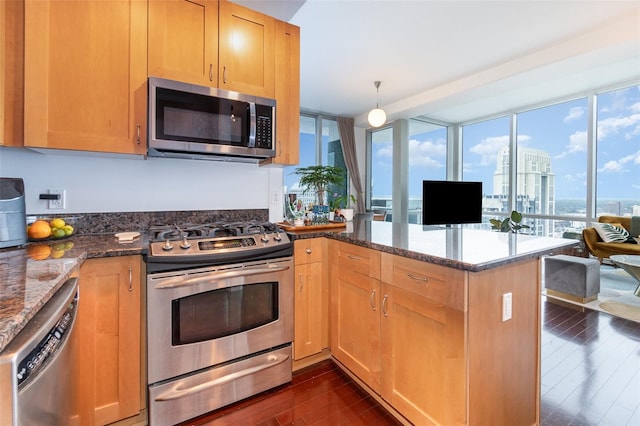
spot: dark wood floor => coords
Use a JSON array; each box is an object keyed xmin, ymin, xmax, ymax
[{"xmin": 182, "ymin": 298, "xmax": 640, "ymax": 426}]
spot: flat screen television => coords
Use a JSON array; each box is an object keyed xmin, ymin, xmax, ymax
[{"xmin": 422, "ymin": 180, "xmax": 483, "ymax": 225}]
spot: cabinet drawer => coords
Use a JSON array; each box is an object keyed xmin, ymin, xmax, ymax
[
  {"xmin": 334, "ymin": 241, "xmax": 380, "ymax": 279},
  {"xmin": 381, "ymin": 253, "xmax": 466, "ymax": 311},
  {"xmin": 294, "ymin": 238, "xmax": 326, "ymax": 265}
]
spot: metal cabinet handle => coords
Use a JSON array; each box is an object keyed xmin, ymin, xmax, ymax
[
  {"xmin": 370, "ymin": 289, "xmax": 376, "ymax": 311},
  {"xmin": 347, "ymin": 254, "xmax": 361, "ymax": 261},
  {"xmin": 306, "ymin": 248, "xmax": 312, "ymax": 254},
  {"xmin": 298, "ymin": 274, "xmax": 303, "ymax": 292},
  {"xmin": 209, "ymin": 64, "xmax": 213, "ymax": 81},
  {"xmin": 136, "ymin": 124, "xmax": 141, "ymax": 145},
  {"xmin": 382, "ymin": 295, "xmax": 388, "ymax": 317},
  {"xmin": 407, "ymin": 272, "xmax": 428, "ymax": 283},
  {"xmin": 128, "ymin": 267, "xmax": 133, "ymax": 292},
  {"xmin": 223, "ymin": 66, "xmax": 227, "ymax": 84}
]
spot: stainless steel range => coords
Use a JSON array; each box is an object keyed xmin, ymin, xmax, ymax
[{"xmin": 145, "ymin": 221, "xmax": 293, "ymax": 426}]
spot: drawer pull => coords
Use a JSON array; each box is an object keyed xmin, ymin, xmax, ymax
[
  {"xmin": 347, "ymin": 254, "xmax": 362, "ymax": 261},
  {"xmin": 382, "ymin": 295, "xmax": 389, "ymax": 317},
  {"xmin": 370, "ymin": 289, "xmax": 376, "ymax": 311},
  {"xmin": 407, "ymin": 272, "xmax": 429, "ymax": 283},
  {"xmin": 306, "ymin": 248, "xmax": 312, "ymax": 254}
]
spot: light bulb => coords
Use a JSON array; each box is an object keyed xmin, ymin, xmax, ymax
[{"xmin": 368, "ymin": 108, "xmax": 386, "ymax": 127}]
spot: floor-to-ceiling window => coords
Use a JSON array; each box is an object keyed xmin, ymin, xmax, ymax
[
  {"xmin": 461, "ymin": 116, "xmax": 511, "ymax": 218},
  {"xmin": 596, "ymin": 85, "xmax": 640, "ymax": 217},
  {"xmin": 368, "ymin": 126, "xmax": 393, "ymax": 216},
  {"xmin": 284, "ymin": 113, "xmax": 347, "ymax": 213}
]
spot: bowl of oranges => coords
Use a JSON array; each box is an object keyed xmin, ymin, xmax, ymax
[{"xmin": 27, "ymin": 217, "xmax": 76, "ymax": 241}]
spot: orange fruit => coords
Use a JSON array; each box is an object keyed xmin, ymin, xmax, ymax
[
  {"xmin": 27, "ymin": 220, "xmax": 52, "ymax": 239},
  {"xmin": 27, "ymin": 244, "xmax": 51, "ymax": 260}
]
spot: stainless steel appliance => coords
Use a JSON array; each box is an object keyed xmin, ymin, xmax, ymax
[
  {"xmin": 145, "ymin": 221, "xmax": 293, "ymax": 426},
  {"xmin": 147, "ymin": 77, "xmax": 276, "ymax": 162},
  {"xmin": 0, "ymin": 177, "xmax": 26, "ymax": 248},
  {"xmin": 0, "ymin": 278, "xmax": 79, "ymax": 425}
]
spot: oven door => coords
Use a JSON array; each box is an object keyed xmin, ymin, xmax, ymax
[{"xmin": 146, "ymin": 257, "xmax": 293, "ymax": 385}]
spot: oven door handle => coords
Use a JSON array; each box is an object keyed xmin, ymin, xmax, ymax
[
  {"xmin": 153, "ymin": 264, "xmax": 290, "ymax": 289},
  {"xmin": 153, "ymin": 352, "xmax": 290, "ymax": 401}
]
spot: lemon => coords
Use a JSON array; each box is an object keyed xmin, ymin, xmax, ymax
[
  {"xmin": 27, "ymin": 220, "xmax": 52, "ymax": 239},
  {"xmin": 50, "ymin": 218, "xmax": 66, "ymax": 229},
  {"xmin": 63, "ymin": 225, "xmax": 74, "ymax": 236}
]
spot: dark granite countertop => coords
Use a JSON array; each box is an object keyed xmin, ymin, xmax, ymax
[
  {"xmin": 287, "ymin": 219, "xmax": 579, "ymax": 272},
  {"xmin": 0, "ymin": 234, "xmax": 146, "ymax": 353},
  {"xmin": 1, "ymin": 217, "xmax": 578, "ymax": 353}
]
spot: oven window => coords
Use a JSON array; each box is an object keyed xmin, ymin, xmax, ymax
[{"xmin": 171, "ymin": 282, "xmax": 278, "ymax": 346}]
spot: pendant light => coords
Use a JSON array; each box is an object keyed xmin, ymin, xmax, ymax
[{"xmin": 367, "ymin": 81, "xmax": 386, "ymax": 128}]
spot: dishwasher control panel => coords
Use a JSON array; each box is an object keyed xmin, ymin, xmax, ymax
[{"xmin": 17, "ymin": 296, "xmax": 77, "ymax": 388}]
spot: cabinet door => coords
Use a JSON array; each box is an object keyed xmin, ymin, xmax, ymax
[
  {"xmin": 380, "ymin": 283, "xmax": 466, "ymax": 426},
  {"xmin": 218, "ymin": 0, "xmax": 275, "ymax": 98},
  {"xmin": 271, "ymin": 20, "xmax": 300, "ymax": 165},
  {"xmin": 74, "ymin": 256, "xmax": 142, "ymax": 425},
  {"xmin": 330, "ymin": 242, "xmax": 381, "ymax": 392},
  {"xmin": 380, "ymin": 253, "xmax": 467, "ymax": 425},
  {"xmin": 1, "ymin": 0, "xmax": 24, "ymax": 147},
  {"xmin": 294, "ymin": 261, "xmax": 324, "ymax": 360},
  {"xmin": 148, "ymin": 0, "xmax": 218, "ymax": 87},
  {"xmin": 24, "ymin": 0, "xmax": 147, "ymax": 155}
]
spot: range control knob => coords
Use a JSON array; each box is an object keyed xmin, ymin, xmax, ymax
[
  {"xmin": 273, "ymin": 232, "xmax": 282, "ymax": 242},
  {"xmin": 162, "ymin": 240, "xmax": 174, "ymax": 251},
  {"xmin": 180, "ymin": 236, "xmax": 191, "ymax": 249},
  {"xmin": 261, "ymin": 233, "xmax": 270, "ymax": 243}
]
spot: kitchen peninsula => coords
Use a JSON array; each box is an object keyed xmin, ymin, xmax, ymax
[
  {"xmin": 291, "ymin": 219, "xmax": 578, "ymax": 426},
  {"xmin": 0, "ymin": 216, "xmax": 578, "ymax": 426}
]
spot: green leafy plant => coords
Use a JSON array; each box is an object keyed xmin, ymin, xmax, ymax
[
  {"xmin": 329, "ymin": 193, "xmax": 356, "ymax": 211},
  {"xmin": 293, "ymin": 165, "xmax": 346, "ymax": 206},
  {"xmin": 490, "ymin": 210, "xmax": 531, "ymax": 233}
]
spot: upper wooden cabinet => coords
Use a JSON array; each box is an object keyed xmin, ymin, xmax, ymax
[
  {"xmin": 272, "ymin": 20, "xmax": 300, "ymax": 165},
  {"xmin": 148, "ymin": 0, "xmax": 219, "ymax": 87},
  {"xmin": 218, "ymin": 0, "xmax": 275, "ymax": 98},
  {"xmin": 1, "ymin": 0, "xmax": 24, "ymax": 147},
  {"xmin": 24, "ymin": 0, "xmax": 147, "ymax": 155}
]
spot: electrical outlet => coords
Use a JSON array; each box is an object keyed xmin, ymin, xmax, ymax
[
  {"xmin": 271, "ymin": 190, "xmax": 280, "ymax": 205},
  {"xmin": 48, "ymin": 189, "xmax": 66, "ymax": 210},
  {"xmin": 502, "ymin": 292, "xmax": 513, "ymax": 322}
]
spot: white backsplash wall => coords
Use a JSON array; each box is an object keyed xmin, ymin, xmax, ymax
[{"xmin": 0, "ymin": 147, "xmax": 286, "ymax": 222}]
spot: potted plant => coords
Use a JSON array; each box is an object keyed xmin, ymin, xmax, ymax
[
  {"xmin": 490, "ymin": 210, "xmax": 530, "ymax": 233},
  {"xmin": 293, "ymin": 165, "xmax": 346, "ymax": 206},
  {"xmin": 329, "ymin": 193, "xmax": 357, "ymax": 221}
]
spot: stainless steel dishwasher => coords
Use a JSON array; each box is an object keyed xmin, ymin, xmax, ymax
[{"xmin": 0, "ymin": 277, "xmax": 79, "ymax": 425}]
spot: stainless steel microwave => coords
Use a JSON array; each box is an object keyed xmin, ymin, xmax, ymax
[{"xmin": 147, "ymin": 77, "xmax": 276, "ymax": 162}]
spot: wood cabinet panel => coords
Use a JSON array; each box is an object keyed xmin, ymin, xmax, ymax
[
  {"xmin": 467, "ymin": 258, "xmax": 540, "ymax": 426},
  {"xmin": 381, "ymin": 253, "xmax": 466, "ymax": 310},
  {"xmin": 380, "ymin": 281, "xmax": 466, "ymax": 425},
  {"xmin": 74, "ymin": 255, "xmax": 143, "ymax": 425},
  {"xmin": 1, "ymin": 0, "xmax": 24, "ymax": 147},
  {"xmin": 271, "ymin": 20, "xmax": 300, "ymax": 165},
  {"xmin": 24, "ymin": 0, "xmax": 147, "ymax": 155},
  {"xmin": 334, "ymin": 241, "xmax": 381, "ymax": 279},
  {"xmin": 148, "ymin": 0, "xmax": 218, "ymax": 86},
  {"xmin": 218, "ymin": 0, "xmax": 275, "ymax": 98},
  {"xmin": 293, "ymin": 238, "xmax": 328, "ymax": 361}
]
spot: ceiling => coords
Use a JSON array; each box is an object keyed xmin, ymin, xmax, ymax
[{"xmin": 233, "ymin": 0, "xmax": 640, "ymax": 127}]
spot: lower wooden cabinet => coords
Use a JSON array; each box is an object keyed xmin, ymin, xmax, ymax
[
  {"xmin": 73, "ymin": 255, "xmax": 144, "ymax": 426},
  {"xmin": 293, "ymin": 239, "xmax": 328, "ymax": 360}
]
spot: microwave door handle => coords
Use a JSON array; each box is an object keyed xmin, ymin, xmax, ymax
[
  {"xmin": 153, "ymin": 264, "xmax": 290, "ymax": 289},
  {"xmin": 248, "ymin": 102, "xmax": 256, "ymax": 148},
  {"xmin": 154, "ymin": 352, "xmax": 290, "ymax": 401}
]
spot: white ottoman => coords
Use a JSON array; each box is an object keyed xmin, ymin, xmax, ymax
[{"xmin": 544, "ymin": 255, "xmax": 600, "ymax": 303}]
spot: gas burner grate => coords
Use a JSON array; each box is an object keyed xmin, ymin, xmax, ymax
[{"xmin": 149, "ymin": 221, "xmax": 282, "ymax": 242}]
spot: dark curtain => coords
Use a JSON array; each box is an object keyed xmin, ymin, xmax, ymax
[{"xmin": 337, "ymin": 117, "xmax": 365, "ymax": 212}]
